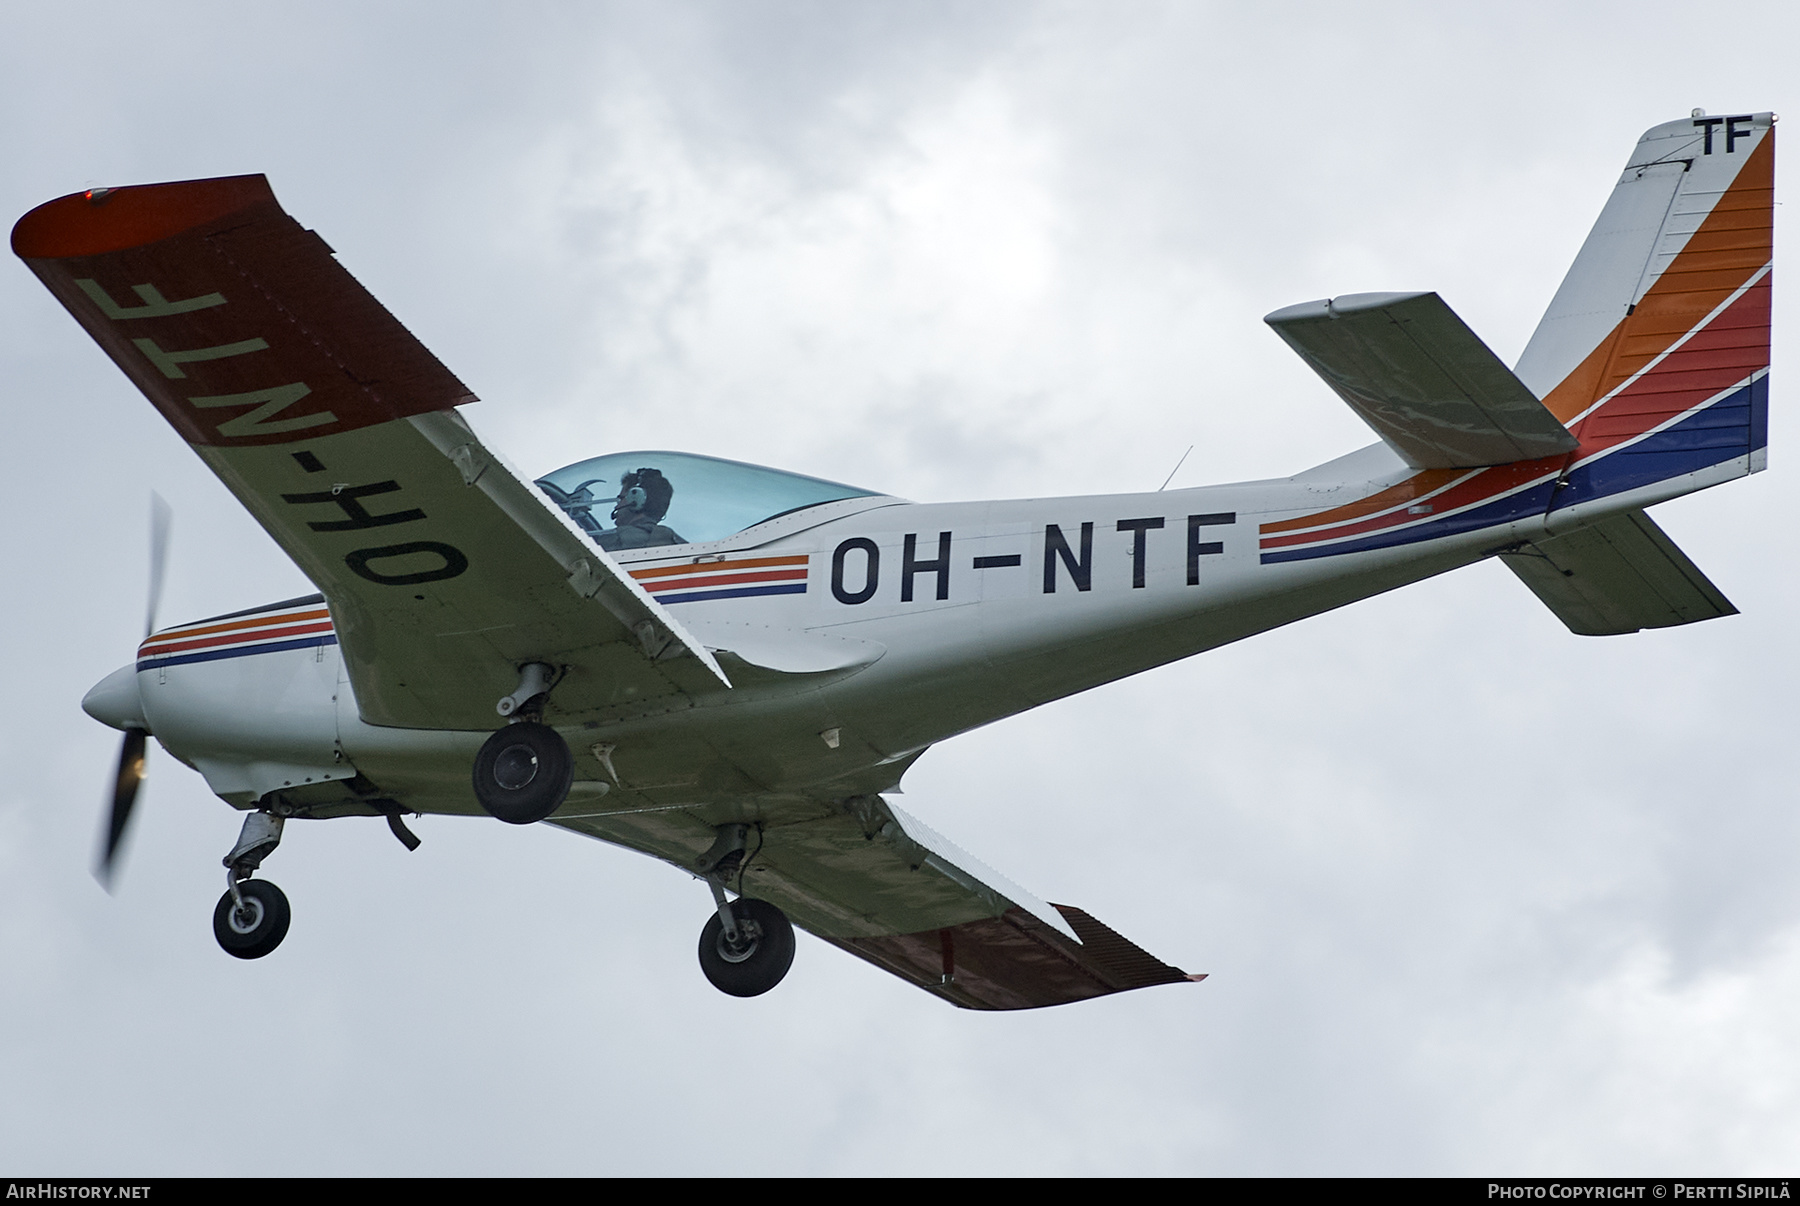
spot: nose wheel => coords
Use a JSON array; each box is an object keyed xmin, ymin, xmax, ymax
[
  {"xmin": 213, "ymin": 878, "xmax": 291, "ymax": 959},
  {"xmin": 213, "ymin": 810, "xmax": 292, "ymax": 960},
  {"xmin": 698, "ymin": 897, "xmax": 795, "ymax": 997}
]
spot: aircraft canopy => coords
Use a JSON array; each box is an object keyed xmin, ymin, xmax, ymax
[{"xmin": 536, "ymin": 450, "xmax": 880, "ymax": 549}]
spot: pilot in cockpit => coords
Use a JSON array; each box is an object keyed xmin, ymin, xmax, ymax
[{"xmin": 596, "ymin": 467, "xmax": 686, "ymax": 551}]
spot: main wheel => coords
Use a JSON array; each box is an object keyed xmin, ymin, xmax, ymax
[
  {"xmin": 472, "ymin": 722, "xmax": 573, "ymax": 825},
  {"xmin": 698, "ymin": 898, "xmax": 796, "ymax": 998},
  {"xmin": 213, "ymin": 879, "xmax": 291, "ymax": 960}
]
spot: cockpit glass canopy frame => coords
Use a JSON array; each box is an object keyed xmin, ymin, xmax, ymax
[{"xmin": 535, "ymin": 450, "xmax": 881, "ymax": 551}]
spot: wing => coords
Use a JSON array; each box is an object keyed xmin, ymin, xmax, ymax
[
  {"xmin": 553, "ymin": 795, "xmax": 1200, "ymax": 1010},
  {"xmin": 1266, "ymin": 291, "xmax": 1581, "ymax": 468},
  {"xmin": 13, "ymin": 176, "xmax": 728, "ymax": 730}
]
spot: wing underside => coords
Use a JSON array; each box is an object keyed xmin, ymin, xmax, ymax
[{"xmin": 551, "ymin": 795, "xmax": 1199, "ymax": 1011}]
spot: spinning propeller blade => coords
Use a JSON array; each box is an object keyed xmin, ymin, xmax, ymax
[
  {"xmin": 97, "ymin": 729, "xmax": 147, "ymax": 889},
  {"xmin": 95, "ymin": 494, "xmax": 171, "ymax": 890},
  {"xmin": 145, "ymin": 491, "xmax": 171, "ymax": 639}
]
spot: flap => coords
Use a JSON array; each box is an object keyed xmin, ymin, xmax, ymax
[
  {"xmin": 823, "ymin": 904, "xmax": 1200, "ymax": 1012},
  {"xmin": 1501, "ymin": 509, "xmax": 1737, "ymax": 635},
  {"xmin": 15, "ymin": 176, "xmax": 729, "ymax": 729},
  {"xmin": 1266, "ymin": 291, "xmax": 1580, "ymax": 468}
]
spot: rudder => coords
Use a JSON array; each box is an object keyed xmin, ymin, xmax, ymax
[{"xmin": 1515, "ymin": 112, "xmax": 1774, "ymax": 517}]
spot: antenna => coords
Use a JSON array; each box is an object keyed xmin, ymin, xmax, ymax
[{"xmin": 1158, "ymin": 445, "xmax": 1194, "ymax": 492}]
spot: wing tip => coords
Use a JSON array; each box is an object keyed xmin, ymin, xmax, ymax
[{"xmin": 13, "ymin": 174, "xmax": 275, "ymax": 260}]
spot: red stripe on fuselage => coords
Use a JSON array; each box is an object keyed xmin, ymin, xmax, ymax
[{"xmin": 639, "ymin": 568, "xmax": 808, "ymax": 593}]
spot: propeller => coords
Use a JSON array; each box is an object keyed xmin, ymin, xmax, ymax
[{"xmin": 95, "ymin": 493, "xmax": 171, "ymax": 889}]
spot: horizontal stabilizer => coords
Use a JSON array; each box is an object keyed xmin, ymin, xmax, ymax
[
  {"xmin": 1266, "ymin": 291, "xmax": 1580, "ymax": 468},
  {"xmin": 1501, "ymin": 509, "xmax": 1736, "ymax": 636}
]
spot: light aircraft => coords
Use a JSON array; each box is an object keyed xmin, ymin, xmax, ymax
[{"xmin": 12, "ymin": 111, "xmax": 1774, "ymax": 1009}]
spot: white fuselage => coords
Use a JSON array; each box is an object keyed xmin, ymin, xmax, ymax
[{"xmin": 118, "ymin": 436, "xmax": 1720, "ymax": 825}]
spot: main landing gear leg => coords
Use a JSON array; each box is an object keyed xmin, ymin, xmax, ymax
[
  {"xmin": 693, "ymin": 824, "xmax": 795, "ymax": 998},
  {"xmin": 213, "ymin": 811, "xmax": 292, "ymax": 960}
]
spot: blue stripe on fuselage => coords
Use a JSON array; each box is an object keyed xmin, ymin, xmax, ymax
[{"xmin": 654, "ymin": 583, "xmax": 808, "ymax": 605}]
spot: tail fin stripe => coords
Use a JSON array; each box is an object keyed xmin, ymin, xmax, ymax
[
  {"xmin": 1569, "ymin": 262, "xmax": 1771, "ymax": 429},
  {"xmin": 1542, "ymin": 133, "xmax": 1773, "ymax": 424},
  {"xmin": 1575, "ymin": 371, "xmax": 1764, "ymax": 459},
  {"xmin": 1566, "ymin": 276, "xmax": 1770, "ymax": 455},
  {"xmin": 1550, "ymin": 377, "xmax": 1764, "ymax": 512}
]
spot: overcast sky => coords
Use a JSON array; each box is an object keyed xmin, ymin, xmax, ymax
[{"xmin": 3, "ymin": 0, "xmax": 1798, "ymax": 1175}]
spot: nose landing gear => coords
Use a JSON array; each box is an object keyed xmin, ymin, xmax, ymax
[
  {"xmin": 213, "ymin": 811, "xmax": 291, "ymax": 960},
  {"xmin": 213, "ymin": 878, "xmax": 290, "ymax": 959}
]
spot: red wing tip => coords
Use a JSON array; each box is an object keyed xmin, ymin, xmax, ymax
[{"xmin": 12, "ymin": 174, "xmax": 275, "ymax": 260}]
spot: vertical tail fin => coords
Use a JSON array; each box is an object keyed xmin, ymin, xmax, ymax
[{"xmin": 1514, "ymin": 112, "xmax": 1774, "ymax": 515}]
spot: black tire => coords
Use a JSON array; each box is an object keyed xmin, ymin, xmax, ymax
[
  {"xmin": 698, "ymin": 898, "xmax": 795, "ymax": 998},
  {"xmin": 212, "ymin": 879, "xmax": 291, "ymax": 960},
  {"xmin": 472, "ymin": 722, "xmax": 573, "ymax": 825}
]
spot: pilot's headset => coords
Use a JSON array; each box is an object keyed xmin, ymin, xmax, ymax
[{"xmin": 613, "ymin": 468, "xmax": 673, "ymax": 523}]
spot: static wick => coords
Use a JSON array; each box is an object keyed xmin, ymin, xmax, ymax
[{"xmin": 1158, "ymin": 445, "xmax": 1194, "ymax": 492}]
